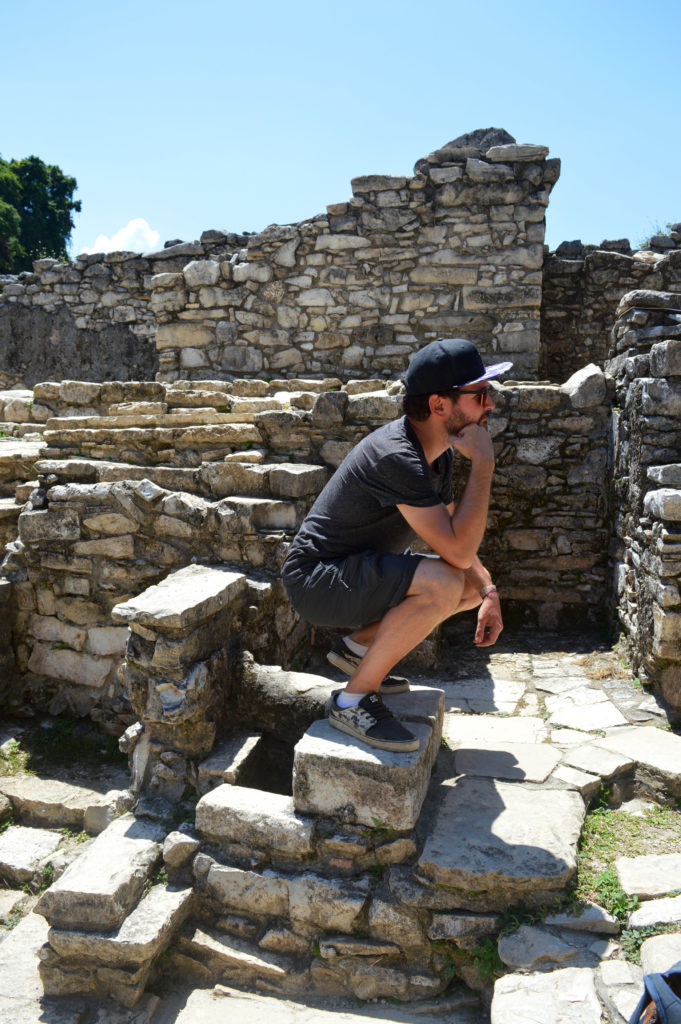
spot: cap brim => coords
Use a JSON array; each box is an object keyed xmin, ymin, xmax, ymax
[{"xmin": 467, "ymin": 361, "xmax": 513, "ymax": 384}]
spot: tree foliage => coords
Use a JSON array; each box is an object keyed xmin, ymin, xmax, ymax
[{"xmin": 0, "ymin": 155, "xmax": 81, "ymax": 274}]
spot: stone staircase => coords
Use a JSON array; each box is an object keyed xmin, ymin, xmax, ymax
[{"xmin": 3, "ymin": 639, "xmax": 681, "ymax": 1021}]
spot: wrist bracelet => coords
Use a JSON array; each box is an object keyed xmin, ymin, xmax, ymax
[{"xmin": 480, "ymin": 584, "xmax": 498, "ymax": 599}]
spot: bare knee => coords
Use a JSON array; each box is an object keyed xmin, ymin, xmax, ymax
[{"xmin": 408, "ymin": 558, "xmax": 465, "ymax": 616}]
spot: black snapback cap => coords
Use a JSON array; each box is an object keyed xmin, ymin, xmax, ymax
[{"xmin": 404, "ymin": 338, "xmax": 512, "ymax": 396}]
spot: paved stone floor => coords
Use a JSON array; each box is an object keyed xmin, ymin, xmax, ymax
[{"xmin": 2, "ymin": 630, "xmax": 681, "ymax": 1023}]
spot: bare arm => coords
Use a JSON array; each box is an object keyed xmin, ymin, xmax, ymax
[{"xmin": 397, "ymin": 423, "xmax": 494, "ymax": 569}]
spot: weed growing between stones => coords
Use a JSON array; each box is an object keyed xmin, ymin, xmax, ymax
[
  {"xmin": 621, "ymin": 923, "xmax": 680, "ymax": 963},
  {"xmin": 0, "ymin": 738, "xmax": 31, "ymax": 775},
  {"xmin": 59, "ymin": 827, "xmax": 90, "ymax": 844},
  {"xmin": 471, "ymin": 937, "xmax": 503, "ymax": 981},
  {"xmin": 576, "ymin": 796, "xmax": 681, "ymax": 920}
]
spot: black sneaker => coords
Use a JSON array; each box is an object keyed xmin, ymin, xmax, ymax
[
  {"xmin": 326, "ymin": 639, "xmax": 410, "ymax": 696},
  {"xmin": 325, "ymin": 691, "xmax": 419, "ymax": 753}
]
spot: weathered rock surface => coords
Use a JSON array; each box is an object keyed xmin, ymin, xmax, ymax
[
  {"xmin": 418, "ymin": 778, "xmax": 585, "ymax": 910},
  {"xmin": 35, "ymin": 814, "xmax": 163, "ymax": 931},
  {"xmin": 0, "ymin": 825, "xmax": 61, "ymax": 885},
  {"xmin": 491, "ymin": 967, "xmax": 602, "ymax": 1023}
]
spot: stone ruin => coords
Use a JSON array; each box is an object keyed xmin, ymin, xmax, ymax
[{"xmin": 0, "ymin": 127, "xmax": 680, "ymax": 1019}]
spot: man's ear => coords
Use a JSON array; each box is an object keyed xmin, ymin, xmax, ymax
[{"xmin": 428, "ymin": 392, "xmax": 448, "ymax": 420}]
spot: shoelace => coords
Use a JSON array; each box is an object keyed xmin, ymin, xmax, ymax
[{"xmin": 362, "ymin": 695, "xmax": 394, "ymax": 721}]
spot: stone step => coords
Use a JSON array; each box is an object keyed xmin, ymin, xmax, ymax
[
  {"xmin": 0, "ymin": 438, "xmax": 45, "ymax": 495},
  {"xmin": 0, "ymin": 824, "xmax": 62, "ymax": 887},
  {"xmin": 219, "ymin": 495, "xmax": 302, "ymax": 531},
  {"xmin": 197, "ymin": 732, "xmax": 263, "ymax": 793},
  {"xmin": 0, "ymin": 495, "xmax": 21, "ymax": 546},
  {"xmin": 35, "ymin": 456, "xmax": 203, "ymax": 493},
  {"xmin": 112, "ymin": 564, "xmax": 249, "ymax": 635},
  {"xmin": 195, "ymin": 785, "xmax": 315, "ymax": 862},
  {"xmin": 170, "ymin": 984, "xmax": 482, "ymax": 1024},
  {"xmin": 46, "ymin": 883, "xmax": 193, "ymax": 968},
  {"xmin": 417, "ymin": 777, "xmax": 586, "ymax": 912},
  {"xmin": 33, "ymin": 455, "xmax": 327, "ymax": 503},
  {"xmin": 45, "ymin": 409, "xmax": 258, "ymax": 430},
  {"xmin": 15, "ymin": 480, "xmax": 37, "ymax": 502},
  {"xmin": 178, "ymin": 924, "xmax": 303, "ymax": 990},
  {"xmin": 292, "ymin": 687, "xmax": 443, "ymax": 831},
  {"xmin": 0, "ymin": 772, "xmax": 130, "ymax": 834},
  {"xmin": 41, "ymin": 422, "xmax": 263, "ymax": 458},
  {"xmin": 35, "ymin": 813, "xmax": 164, "ymax": 932},
  {"xmin": 198, "ymin": 460, "xmax": 327, "ymax": 499}
]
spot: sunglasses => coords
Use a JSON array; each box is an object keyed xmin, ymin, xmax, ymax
[{"xmin": 450, "ymin": 385, "xmax": 492, "ymax": 408}]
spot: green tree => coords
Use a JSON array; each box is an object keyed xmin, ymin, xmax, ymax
[{"xmin": 0, "ymin": 155, "xmax": 81, "ymax": 274}]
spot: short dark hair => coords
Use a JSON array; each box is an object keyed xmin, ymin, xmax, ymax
[{"xmin": 402, "ymin": 389, "xmax": 459, "ymax": 421}]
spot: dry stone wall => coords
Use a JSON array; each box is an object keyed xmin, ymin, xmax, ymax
[
  {"xmin": 153, "ymin": 129, "xmax": 556, "ymax": 382},
  {"xmin": 609, "ymin": 289, "xmax": 681, "ymax": 711},
  {"xmin": 540, "ymin": 246, "xmax": 681, "ymax": 383},
  {"xmin": 0, "ymin": 128, "xmax": 557, "ymax": 387},
  {"xmin": 0, "ymin": 237, "xmax": 247, "ymax": 388}
]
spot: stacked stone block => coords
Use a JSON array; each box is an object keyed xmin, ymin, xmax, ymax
[
  {"xmin": 153, "ymin": 129, "xmax": 556, "ymax": 382},
  {"xmin": 541, "ymin": 246, "xmax": 681, "ymax": 382},
  {"xmin": 609, "ymin": 289, "xmax": 681, "ymax": 709}
]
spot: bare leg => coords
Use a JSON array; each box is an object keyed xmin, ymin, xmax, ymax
[{"xmin": 345, "ymin": 557, "xmax": 479, "ymax": 695}]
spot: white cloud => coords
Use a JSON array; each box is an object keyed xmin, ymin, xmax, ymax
[{"xmin": 80, "ymin": 218, "xmax": 160, "ymax": 255}]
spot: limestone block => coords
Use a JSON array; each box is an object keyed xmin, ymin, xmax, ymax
[
  {"xmin": 491, "ymin": 968, "xmax": 601, "ymax": 1024},
  {"xmin": 260, "ymin": 927, "xmax": 309, "ymax": 955},
  {"xmin": 367, "ymin": 899, "xmax": 426, "ymax": 949},
  {"xmin": 298, "ymin": 288, "xmax": 334, "ymax": 307},
  {"xmin": 485, "ymin": 143, "xmax": 549, "ymax": 161},
  {"xmin": 595, "ymin": 726, "xmax": 681, "ymax": 791},
  {"xmin": 498, "ymin": 924, "xmax": 579, "ymax": 970},
  {"xmin": 59, "ymin": 381, "xmax": 101, "ymax": 405},
  {"xmin": 85, "ymin": 626, "xmax": 129, "ymax": 656},
  {"xmin": 204, "ymin": 863, "xmax": 289, "ymax": 916},
  {"xmin": 163, "ymin": 831, "xmax": 201, "ymax": 870},
  {"xmin": 183, "ymin": 260, "xmax": 220, "ymax": 288},
  {"xmin": 221, "ymin": 495, "xmax": 299, "ymax": 531},
  {"xmin": 27, "ymin": 643, "xmax": 112, "ymax": 688},
  {"xmin": 112, "ymin": 564, "xmax": 247, "ymax": 633},
  {"xmin": 346, "ymin": 392, "xmax": 401, "ymax": 422},
  {"xmin": 318, "ymin": 935, "xmax": 398, "ymax": 958},
  {"xmin": 156, "ymin": 323, "xmax": 214, "ymax": 350},
  {"xmin": 0, "ymin": 775, "xmax": 126, "ymax": 832},
  {"xmin": 444, "ymin": 716, "xmax": 547, "ymax": 745},
  {"xmin": 47, "ymin": 885, "xmax": 193, "ymax": 967},
  {"xmin": 293, "ymin": 720, "xmax": 434, "ymax": 830},
  {"xmin": 544, "ymin": 689, "xmax": 627, "ymax": 731},
  {"xmin": 641, "ymin": 932, "xmax": 681, "ymax": 974},
  {"xmin": 82, "ymin": 512, "xmax": 138, "ymax": 535},
  {"xmin": 561, "ymin": 743, "xmax": 634, "ymax": 779},
  {"xmin": 428, "ymin": 912, "xmax": 499, "ymax": 944},
  {"xmin": 180, "ymin": 926, "xmax": 292, "ymax": 984},
  {"xmin": 651, "ymin": 339, "xmax": 681, "ymax": 377},
  {"xmin": 466, "ymin": 157, "xmax": 514, "ymax": 181},
  {"xmin": 418, "ymin": 779, "xmax": 585, "ymax": 909},
  {"xmin": 544, "ymin": 901, "xmax": 618, "ymax": 934},
  {"xmin": 74, "ymin": 534, "xmax": 135, "ymax": 558},
  {"xmin": 288, "ymin": 873, "xmax": 369, "ymax": 931},
  {"xmin": 629, "ymin": 893, "xmax": 681, "ymax": 927},
  {"xmin": 199, "ymin": 461, "xmax": 270, "ymax": 499},
  {"xmin": 616, "ymin": 853, "xmax": 681, "ymax": 898},
  {"xmin": 195, "ymin": 786, "xmax": 314, "ymax": 860},
  {"xmin": 0, "ymin": 824, "xmax": 62, "ymax": 885},
  {"xmin": 197, "ymin": 732, "xmax": 261, "ymax": 790},
  {"xmin": 314, "ymin": 235, "xmax": 369, "ymax": 251},
  {"xmin": 269, "ymin": 463, "xmax": 327, "ymax": 498},
  {"xmin": 561, "ymin": 364, "xmax": 606, "ymax": 408},
  {"xmin": 347, "ymin": 962, "xmax": 410, "ymax": 1001},
  {"xmin": 232, "ymin": 263, "xmax": 272, "ymax": 283},
  {"xmin": 19, "ymin": 508, "xmax": 80, "ymax": 544},
  {"xmin": 644, "ymin": 488, "xmax": 681, "ymax": 521},
  {"xmin": 29, "ymin": 615, "xmax": 86, "ymax": 651},
  {"xmin": 35, "ymin": 813, "xmax": 163, "ymax": 931},
  {"xmin": 219, "ymin": 347, "xmax": 264, "ymax": 375}
]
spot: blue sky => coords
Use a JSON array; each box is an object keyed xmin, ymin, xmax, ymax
[{"xmin": 4, "ymin": 0, "xmax": 680, "ymax": 257}]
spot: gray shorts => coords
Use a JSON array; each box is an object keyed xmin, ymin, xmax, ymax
[{"xmin": 282, "ymin": 550, "xmax": 423, "ymax": 630}]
